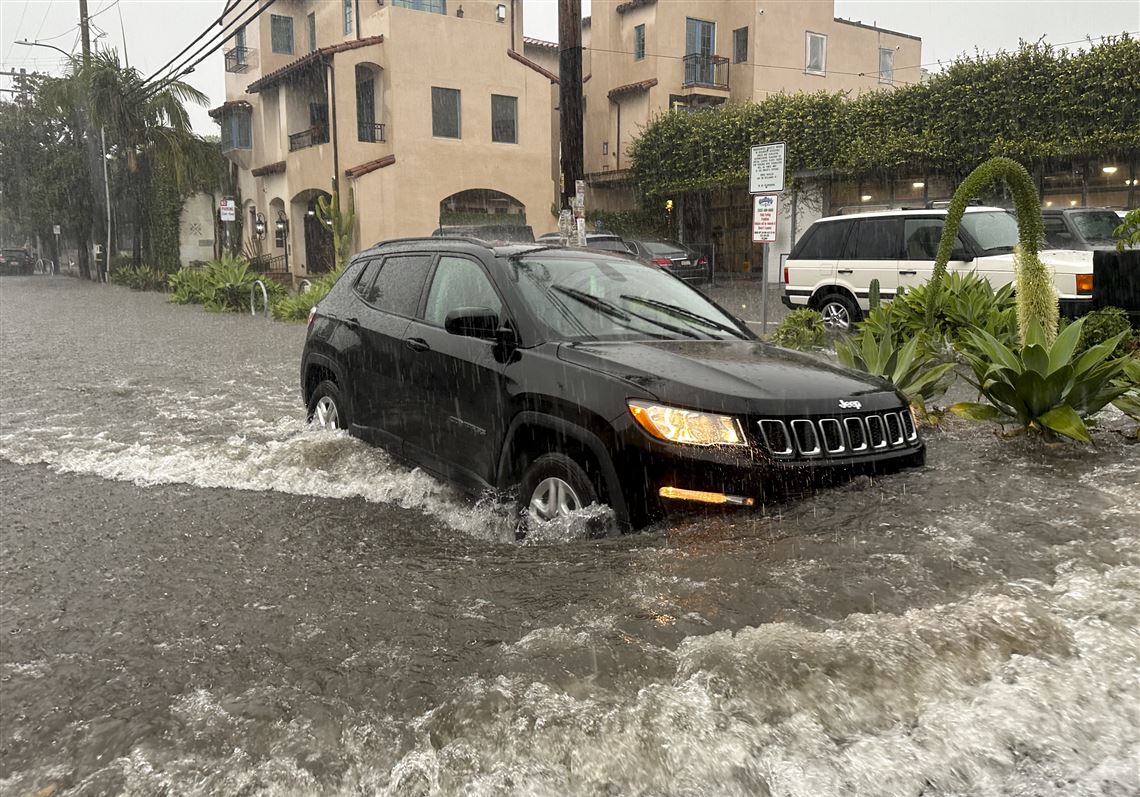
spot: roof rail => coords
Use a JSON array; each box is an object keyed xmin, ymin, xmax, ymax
[{"xmin": 366, "ymin": 235, "xmax": 495, "ymax": 250}]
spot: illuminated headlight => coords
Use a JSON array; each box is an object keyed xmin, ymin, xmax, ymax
[{"xmin": 628, "ymin": 400, "xmax": 745, "ymax": 446}]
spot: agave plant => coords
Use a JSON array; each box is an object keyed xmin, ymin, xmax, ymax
[
  {"xmin": 952, "ymin": 318, "xmax": 1131, "ymax": 442},
  {"xmin": 168, "ymin": 268, "xmax": 212, "ymax": 305},
  {"xmin": 1111, "ymin": 356, "xmax": 1140, "ymax": 439},
  {"xmin": 836, "ymin": 327, "xmax": 957, "ymax": 414}
]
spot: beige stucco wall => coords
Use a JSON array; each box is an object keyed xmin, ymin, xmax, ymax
[{"xmin": 221, "ymin": 0, "xmax": 556, "ymax": 280}]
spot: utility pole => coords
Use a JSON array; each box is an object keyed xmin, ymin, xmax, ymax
[
  {"xmin": 79, "ymin": 0, "xmax": 91, "ymax": 64},
  {"xmin": 558, "ymin": 0, "xmax": 584, "ymax": 210}
]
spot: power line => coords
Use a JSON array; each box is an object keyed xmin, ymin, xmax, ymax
[
  {"xmin": 138, "ymin": 0, "xmax": 261, "ymax": 89},
  {"xmin": 133, "ymin": 0, "xmax": 277, "ymax": 103},
  {"xmin": 3, "ymin": 0, "xmax": 33, "ymax": 66}
]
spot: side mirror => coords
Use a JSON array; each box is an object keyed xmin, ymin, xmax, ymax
[{"xmin": 444, "ymin": 307, "xmax": 499, "ymax": 339}]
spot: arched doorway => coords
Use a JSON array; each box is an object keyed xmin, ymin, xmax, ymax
[
  {"xmin": 291, "ymin": 189, "xmax": 334, "ymax": 274},
  {"xmin": 439, "ymin": 189, "xmax": 527, "ymax": 225}
]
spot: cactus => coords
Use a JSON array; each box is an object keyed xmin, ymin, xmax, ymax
[
  {"xmin": 928, "ymin": 157, "xmax": 1055, "ymax": 344},
  {"xmin": 868, "ymin": 278, "xmax": 881, "ymax": 311}
]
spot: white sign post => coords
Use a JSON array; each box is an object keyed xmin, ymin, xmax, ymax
[
  {"xmin": 749, "ymin": 142, "xmax": 786, "ymax": 195},
  {"xmin": 749, "ymin": 141, "xmax": 786, "ymax": 335},
  {"xmin": 752, "ymin": 194, "xmax": 779, "ymax": 243}
]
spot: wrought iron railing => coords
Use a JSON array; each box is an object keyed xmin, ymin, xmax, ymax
[
  {"xmin": 682, "ymin": 54, "xmax": 729, "ymax": 89},
  {"xmin": 224, "ymin": 46, "xmax": 253, "ymax": 73},
  {"xmin": 358, "ymin": 122, "xmax": 386, "ymax": 143},
  {"xmin": 249, "ymin": 254, "xmax": 288, "ymax": 273},
  {"xmin": 288, "ymin": 126, "xmax": 329, "ymax": 151}
]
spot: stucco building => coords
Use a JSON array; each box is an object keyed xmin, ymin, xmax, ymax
[
  {"xmin": 528, "ymin": 0, "xmax": 920, "ymax": 210},
  {"xmin": 214, "ymin": 0, "xmax": 559, "ymax": 280}
]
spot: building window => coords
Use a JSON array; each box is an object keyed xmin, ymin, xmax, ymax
[
  {"xmin": 733, "ymin": 26, "xmax": 748, "ymax": 64},
  {"xmin": 271, "ymin": 15, "xmax": 294, "ymax": 55},
  {"xmin": 343, "ymin": 0, "xmax": 353, "ymax": 34},
  {"xmin": 220, "ymin": 109, "xmax": 252, "ymax": 151},
  {"xmin": 805, "ymin": 31, "xmax": 826, "ymax": 75},
  {"xmin": 308, "ymin": 12, "xmax": 317, "ymax": 52},
  {"xmin": 879, "ymin": 47, "xmax": 895, "ymax": 84},
  {"xmin": 357, "ymin": 65, "xmax": 380, "ymax": 141},
  {"xmin": 234, "ymin": 25, "xmax": 247, "ymax": 66},
  {"xmin": 431, "ymin": 87, "xmax": 461, "ymax": 138},
  {"xmin": 393, "ymin": 0, "xmax": 446, "ymax": 14},
  {"xmin": 491, "ymin": 94, "xmax": 517, "ymax": 143},
  {"xmin": 633, "ymin": 24, "xmax": 645, "ymax": 60}
]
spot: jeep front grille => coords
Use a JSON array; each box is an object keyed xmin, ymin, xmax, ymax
[{"xmin": 757, "ymin": 411, "xmax": 919, "ymax": 460}]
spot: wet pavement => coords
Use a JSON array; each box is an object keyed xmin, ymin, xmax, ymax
[{"xmin": 1, "ymin": 275, "xmax": 1138, "ymax": 796}]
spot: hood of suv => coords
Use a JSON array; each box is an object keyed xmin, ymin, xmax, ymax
[
  {"xmin": 556, "ymin": 339, "xmax": 903, "ymax": 415},
  {"xmin": 978, "ymin": 248, "xmax": 1094, "ymax": 272}
]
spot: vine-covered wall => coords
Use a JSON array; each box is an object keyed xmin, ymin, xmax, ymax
[{"xmin": 629, "ymin": 37, "xmax": 1140, "ymax": 198}]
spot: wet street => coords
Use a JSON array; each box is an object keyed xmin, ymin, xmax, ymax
[{"xmin": 1, "ymin": 275, "xmax": 1138, "ymax": 796}]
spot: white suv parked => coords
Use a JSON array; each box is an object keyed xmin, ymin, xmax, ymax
[{"xmin": 782, "ymin": 207, "xmax": 1095, "ymax": 329}]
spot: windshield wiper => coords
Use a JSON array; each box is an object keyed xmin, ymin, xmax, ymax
[
  {"xmin": 619, "ymin": 295, "xmax": 748, "ymax": 339},
  {"xmin": 552, "ymin": 286, "xmax": 698, "ymax": 340}
]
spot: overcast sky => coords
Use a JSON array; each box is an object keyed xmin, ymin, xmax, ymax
[{"xmin": 2, "ymin": 0, "xmax": 1137, "ymax": 134}]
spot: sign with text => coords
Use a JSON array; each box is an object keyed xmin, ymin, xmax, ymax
[
  {"xmin": 752, "ymin": 194, "xmax": 779, "ymax": 243},
  {"xmin": 749, "ymin": 141, "xmax": 786, "ymax": 194},
  {"xmin": 219, "ymin": 198, "xmax": 237, "ymax": 222}
]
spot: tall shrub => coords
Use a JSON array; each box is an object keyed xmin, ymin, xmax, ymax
[{"xmin": 316, "ymin": 188, "xmax": 356, "ymax": 272}]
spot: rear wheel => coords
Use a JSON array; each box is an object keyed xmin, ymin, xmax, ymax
[
  {"xmin": 307, "ymin": 380, "xmax": 348, "ymax": 430},
  {"xmin": 817, "ymin": 292, "xmax": 860, "ymax": 331}
]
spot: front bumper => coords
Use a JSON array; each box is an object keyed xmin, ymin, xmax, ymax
[
  {"xmin": 611, "ymin": 412, "xmax": 926, "ymax": 509},
  {"xmin": 1059, "ymin": 297, "xmax": 1094, "ymax": 318}
]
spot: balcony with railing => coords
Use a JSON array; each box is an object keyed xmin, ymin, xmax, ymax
[
  {"xmin": 682, "ymin": 54, "xmax": 729, "ymax": 90},
  {"xmin": 289, "ymin": 125, "xmax": 329, "ymax": 152},
  {"xmin": 358, "ymin": 122, "xmax": 386, "ymax": 143},
  {"xmin": 224, "ymin": 46, "xmax": 254, "ymax": 73}
]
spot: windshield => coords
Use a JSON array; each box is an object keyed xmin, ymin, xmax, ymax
[
  {"xmin": 1069, "ymin": 210, "xmax": 1122, "ymax": 241},
  {"xmin": 643, "ymin": 241, "xmax": 688, "ymax": 256},
  {"xmin": 510, "ymin": 253, "xmax": 748, "ymax": 342},
  {"xmin": 959, "ymin": 211, "xmax": 1020, "ymax": 253}
]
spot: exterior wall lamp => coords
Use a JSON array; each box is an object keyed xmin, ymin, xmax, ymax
[{"xmin": 254, "ymin": 212, "xmax": 267, "ymax": 239}]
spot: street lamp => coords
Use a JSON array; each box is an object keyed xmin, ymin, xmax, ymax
[
  {"xmin": 276, "ymin": 211, "xmax": 289, "ymax": 273},
  {"xmin": 254, "ymin": 212, "xmax": 266, "ymax": 240}
]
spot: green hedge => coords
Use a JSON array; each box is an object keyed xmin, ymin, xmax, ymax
[{"xmin": 629, "ymin": 37, "xmax": 1140, "ymax": 196}]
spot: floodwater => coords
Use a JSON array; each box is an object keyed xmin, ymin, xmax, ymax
[{"xmin": 1, "ymin": 276, "xmax": 1137, "ymax": 797}]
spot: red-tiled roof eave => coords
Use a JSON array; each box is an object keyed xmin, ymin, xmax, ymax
[
  {"xmin": 507, "ymin": 49, "xmax": 559, "ymax": 84},
  {"xmin": 615, "ymin": 0, "xmax": 655, "ymax": 14},
  {"xmin": 246, "ymin": 35, "xmax": 384, "ymax": 94},
  {"xmin": 207, "ymin": 99, "xmax": 251, "ymax": 119},
  {"xmin": 251, "ymin": 160, "xmax": 286, "ymax": 177},
  {"xmin": 608, "ymin": 78, "xmax": 657, "ymax": 99},
  {"xmin": 345, "ymin": 154, "xmax": 395, "ymax": 179},
  {"xmin": 523, "ymin": 36, "xmax": 557, "ymax": 50}
]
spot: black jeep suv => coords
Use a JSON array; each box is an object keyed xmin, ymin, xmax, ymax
[{"xmin": 301, "ymin": 238, "xmax": 924, "ymax": 530}]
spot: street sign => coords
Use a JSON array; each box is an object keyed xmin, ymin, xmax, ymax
[
  {"xmin": 53, "ymin": 224, "xmax": 61, "ymax": 235},
  {"xmin": 752, "ymin": 194, "xmax": 779, "ymax": 243},
  {"xmin": 749, "ymin": 141, "xmax": 786, "ymax": 194},
  {"xmin": 219, "ymin": 198, "xmax": 237, "ymax": 222}
]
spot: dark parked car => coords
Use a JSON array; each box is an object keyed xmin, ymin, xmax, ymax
[
  {"xmin": 1041, "ymin": 208, "xmax": 1131, "ymax": 251},
  {"xmin": 300, "ymin": 238, "xmax": 924, "ymax": 531},
  {"xmin": 625, "ymin": 239, "xmax": 710, "ymax": 283},
  {"xmin": 0, "ymin": 248, "xmax": 32, "ymax": 276}
]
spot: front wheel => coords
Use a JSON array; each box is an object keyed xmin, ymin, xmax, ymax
[
  {"xmin": 818, "ymin": 293, "xmax": 860, "ymax": 331},
  {"xmin": 307, "ymin": 380, "xmax": 348, "ymax": 430}
]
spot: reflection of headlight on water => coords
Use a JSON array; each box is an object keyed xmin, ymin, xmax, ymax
[{"xmin": 628, "ymin": 400, "xmax": 745, "ymax": 446}]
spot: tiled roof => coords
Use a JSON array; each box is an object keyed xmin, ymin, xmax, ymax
[
  {"xmin": 523, "ymin": 36, "xmax": 557, "ymax": 50},
  {"xmin": 507, "ymin": 49, "xmax": 559, "ymax": 84},
  {"xmin": 608, "ymin": 78, "xmax": 657, "ymax": 99},
  {"xmin": 207, "ymin": 99, "xmax": 251, "ymax": 119},
  {"xmin": 615, "ymin": 0, "xmax": 655, "ymax": 13},
  {"xmin": 247, "ymin": 35, "xmax": 384, "ymax": 94},
  {"xmin": 345, "ymin": 154, "xmax": 395, "ymax": 179},
  {"xmin": 251, "ymin": 161, "xmax": 286, "ymax": 177}
]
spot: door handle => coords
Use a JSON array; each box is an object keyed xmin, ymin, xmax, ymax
[
  {"xmin": 837, "ymin": 269, "xmax": 853, "ymax": 275},
  {"xmin": 343, "ymin": 316, "xmax": 360, "ymax": 330},
  {"xmin": 405, "ymin": 337, "xmax": 430, "ymax": 353},
  {"xmin": 899, "ymin": 270, "xmax": 917, "ymax": 276}
]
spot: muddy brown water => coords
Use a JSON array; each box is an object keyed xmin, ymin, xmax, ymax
[{"xmin": 1, "ymin": 276, "xmax": 1137, "ymax": 796}]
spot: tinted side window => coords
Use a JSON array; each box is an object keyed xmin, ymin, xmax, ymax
[
  {"xmin": 1042, "ymin": 216, "xmax": 1071, "ymax": 248},
  {"xmin": 850, "ymin": 218, "xmax": 902, "ymax": 259},
  {"xmin": 422, "ymin": 256, "xmax": 502, "ymax": 326},
  {"xmin": 364, "ymin": 253, "xmax": 434, "ymax": 315},
  {"xmin": 353, "ymin": 259, "xmax": 383, "ymax": 299},
  {"xmin": 793, "ymin": 221, "xmax": 850, "ymax": 259},
  {"xmin": 902, "ymin": 218, "xmax": 966, "ymax": 260}
]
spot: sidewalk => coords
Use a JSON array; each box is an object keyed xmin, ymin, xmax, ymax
[{"xmin": 703, "ymin": 275, "xmax": 788, "ymax": 335}]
